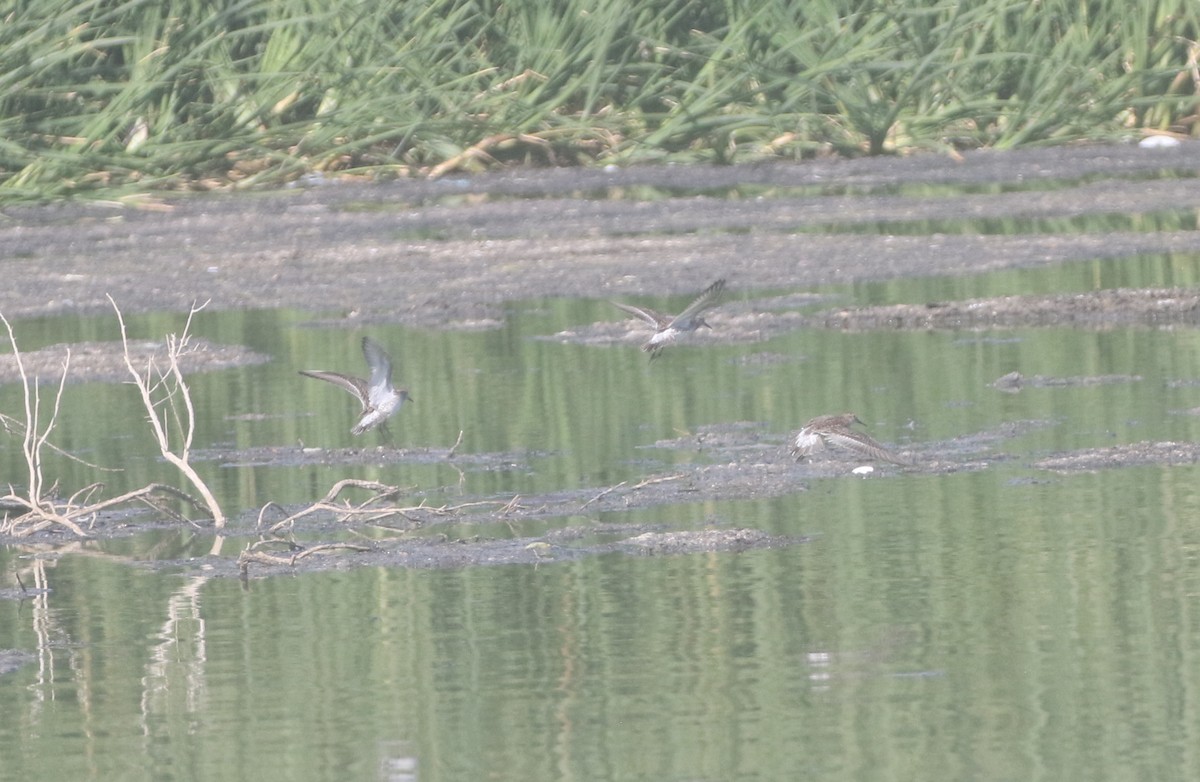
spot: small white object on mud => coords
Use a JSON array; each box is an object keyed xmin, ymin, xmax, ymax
[{"xmin": 1138, "ymin": 135, "xmax": 1181, "ymax": 149}]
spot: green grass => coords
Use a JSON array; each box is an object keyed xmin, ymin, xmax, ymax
[{"xmin": 2, "ymin": 0, "xmax": 1197, "ymax": 200}]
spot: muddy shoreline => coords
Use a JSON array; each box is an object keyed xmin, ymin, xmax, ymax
[
  {"xmin": 4, "ymin": 143, "xmax": 1200, "ymax": 326},
  {"xmin": 4, "ymin": 143, "xmax": 1200, "ymax": 570}
]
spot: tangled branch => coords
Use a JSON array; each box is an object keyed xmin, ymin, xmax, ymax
[
  {"xmin": 2, "ymin": 302, "xmax": 226, "ymax": 537},
  {"xmin": 110, "ymin": 296, "xmax": 226, "ymax": 529}
]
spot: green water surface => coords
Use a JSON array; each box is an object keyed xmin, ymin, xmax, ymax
[{"xmin": 3, "ymin": 254, "xmax": 1200, "ymax": 781}]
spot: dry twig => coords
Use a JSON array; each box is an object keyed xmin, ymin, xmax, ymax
[
  {"xmin": 426, "ymin": 132, "xmax": 552, "ymax": 179},
  {"xmin": 1, "ymin": 311, "xmax": 78, "ymax": 536},
  {"xmin": 1, "ymin": 303, "xmax": 232, "ymax": 538},
  {"xmin": 260, "ymin": 479, "xmax": 407, "ymax": 534},
  {"xmin": 579, "ymin": 482, "xmax": 627, "ymax": 511},
  {"xmin": 110, "ymin": 296, "xmax": 226, "ymax": 528},
  {"xmin": 238, "ymin": 541, "xmax": 373, "ymax": 572},
  {"xmin": 632, "ymin": 473, "xmax": 686, "ymax": 490},
  {"xmin": 446, "ymin": 429, "xmax": 464, "ymax": 458}
]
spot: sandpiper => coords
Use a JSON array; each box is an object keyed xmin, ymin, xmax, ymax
[
  {"xmin": 611, "ymin": 278, "xmax": 726, "ymax": 358},
  {"xmin": 300, "ymin": 337, "xmax": 410, "ymax": 436},
  {"xmin": 790, "ymin": 413, "xmax": 910, "ymax": 465}
]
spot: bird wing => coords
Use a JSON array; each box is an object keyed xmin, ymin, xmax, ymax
[
  {"xmin": 299, "ymin": 370, "xmax": 371, "ymax": 412},
  {"xmin": 361, "ymin": 337, "xmax": 394, "ymax": 391},
  {"xmin": 790, "ymin": 428, "xmax": 827, "ymax": 458},
  {"xmin": 611, "ymin": 301, "xmax": 672, "ymax": 328},
  {"xmin": 823, "ymin": 429, "xmax": 909, "ymax": 465},
  {"xmin": 669, "ymin": 278, "xmax": 726, "ymax": 328}
]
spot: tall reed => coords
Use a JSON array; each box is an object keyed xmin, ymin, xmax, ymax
[{"xmin": 1, "ymin": 0, "xmax": 1196, "ymax": 199}]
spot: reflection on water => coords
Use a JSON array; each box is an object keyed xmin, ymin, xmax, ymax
[
  {"xmin": 4, "ymin": 252, "xmax": 1200, "ymax": 780},
  {"xmin": 4, "ymin": 476, "xmax": 1200, "ymax": 780},
  {"xmin": 4, "ymin": 253, "xmax": 1200, "ymax": 514}
]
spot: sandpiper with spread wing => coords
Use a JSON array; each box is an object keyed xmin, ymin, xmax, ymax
[
  {"xmin": 790, "ymin": 413, "xmax": 910, "ymax": 465},
  {"xmin": 300, "ymin": 336, "xmax": 410, "ymax": 436},
  {"xmin": 611, "ymin": 278, "xmax": 726, "ymax": 358}
]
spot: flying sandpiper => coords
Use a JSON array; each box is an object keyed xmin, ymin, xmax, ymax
[
  {"xmin": 300, "ymin": 337, "xmax": 410, "ymax": 436},
  {"xmin": 790, "ymin": 413, "xmax": 910, "ymax": 465},
  {"xmin": 611, "ymin": 278, "xmax": 727, "ymax": 358}
]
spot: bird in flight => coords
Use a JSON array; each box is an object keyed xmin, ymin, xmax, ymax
[
  {"xmin": 790, "ymin": 413, "xmax": 910, "ymax": 465},
  {"xmin": 611, "ymin": 278, "xmax": 727, "ymax": 358},
  {"xmin": 300, "ymin": 337, "xmax": 410, "ymax": 436}
]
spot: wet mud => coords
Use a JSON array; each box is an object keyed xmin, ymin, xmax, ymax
[
  {"xmin": 0, "ymin": 338, "xmax": 270, "ymax": 384},
  {"xmin": 816, "ymin": 288, "xmax": 1200, "ymax": 331},
  {"xmin": 5, "ymin": 143, "xmax": 1200, "ymax": 570},
  {"xmin": 8, "ymin": 413, "xmax": 1178, "ymax": 576}
]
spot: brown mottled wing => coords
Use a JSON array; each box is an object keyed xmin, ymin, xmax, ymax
[
  {"xmin": 611, "ymin": 301, "xmax": 672, "ymax": 328},
  {"xmin": 822, "ymin": 429, "xmax": 910, "ymax": 465},
  {"xmin": 668, "ymin": 278, "xmax": 726, "ymax": 328},
  {"xmin": 299, "ymin": 370, "xmax": 370, "ymax": 412}
]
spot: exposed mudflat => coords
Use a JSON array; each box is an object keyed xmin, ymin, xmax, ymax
[
  {"xmin": 5, "ymin": 144, "xmax": 1200, "ymax": 328},
  {"xmin": 817, "ymin": 287, "xmax": 1200, "ymax": 331},
  {"xmin": 4, "ymin": 142, "xmax": 1200, "ymax": 570},
  {"xmin": 0, "ymin": 338, "xmax": 269, "ymax": 384},
  {"xmin": 8, "ymin": 413, "xmax": 1193, "ymax": 575}
]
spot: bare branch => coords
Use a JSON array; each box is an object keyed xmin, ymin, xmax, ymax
[
  {"xmin": 446, "ymin": 430, "xmax": 465, "ymax": 458},
  {"xmin": 1, "ymin": 306, "xmax": 227, "ymax": 538},
  {"xmin": 1, "ymin": 312, "xmax": 78, "ymax": 533},
  {"xmin": 238, "ymin": 542, "xmax": 372, "ymax": 573},
  {"xmin": 632, "ymin": 473, "xmax": 686, "ymax": 490},
  {"xmin": 0, "ymin": 413, "xmax": 121, "ymax": 472},
  {"xmin": 580, "ymin": 481, "xmax": 627, "ymax": 511},
  {"xmin": 108, "ymin": 296, "xmax": 225, "ymax": 529}
]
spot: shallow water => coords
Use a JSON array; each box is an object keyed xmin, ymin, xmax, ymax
[{"xmin": 4, "ymin": 252, "xmax": 1200, "ymax": 780}]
